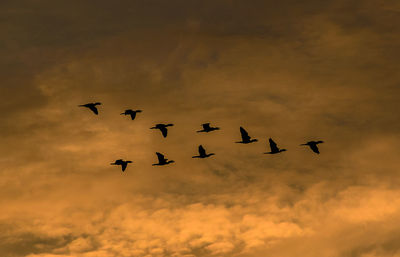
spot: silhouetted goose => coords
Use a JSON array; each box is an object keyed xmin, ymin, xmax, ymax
[
  {"xmin": 301, "ymin": 140, "xmax": 324, "ymax": 154},
  {"xmin": 121, "ymin": 109, "xmax": 142, "ymax": 120},
  {"xmin": 150, "ymin": 123, "xmax": 174, "ymax": 138},
  {"xmin": 192, "ymin": 145, "xmax": 215, "ymax": 158},
  {"xmin": 152, "ymin": 152, "xmax": 174, "ymax": 166},
  {"xmin": 79, "ymin": 102, "xmax": 101, "ymax": 115},
  {"xmin": 197, "ymin": 123, "xmax": 220, "ymax": 133},
  {"xmin": 264, "ymin": 138, "xmax": 286, "ymax": 154},
  {"xmin": 235, "ymin": 127, "xmax": 258, "ymax": 144},
  {"xmin": 110, "ymin": 159, "xmax": 132, "ymax": 172}
]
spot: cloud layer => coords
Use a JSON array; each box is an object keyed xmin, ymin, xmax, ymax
[{"xmin": 1, "ymin": 0, "xmax": 400, "ymax": 256}]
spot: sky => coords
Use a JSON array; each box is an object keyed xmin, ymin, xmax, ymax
[{"xmin": 1, "ymin": 0, "xmax": 400, "ymax": 256}]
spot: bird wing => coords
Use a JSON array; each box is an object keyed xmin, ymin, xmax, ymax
[
  {"xmin": 203, "ymin": 123, "xmax": 211, "ymax": 130},
  {"xmin": 156, "ymin": 152, "xmax": 165, "ymax": 162},
  {"xmin": 198, "ymin": 145, "xmax": 206, "ymax": 156},
  {"xmin": 269, "ymin": 138, "xmax": 279, "ymax": 152},
  {"xmin": 310, "ymin": 144, "xmax": 320, "ymax": 154},
  {"xmin": 121, "ymin": 162, "xmax": 127, "ymax": 171},
  {"xmin": 159, "ymin": 127, "xmax": 168, "ymax": 137},
  {"xmin": 129, "ymin": 112, "xmax": 137, "ymax": 120},
  {"xmin": 240, "ymin": 127, "xmax": 251, "ymax": 141},
  {"xmin": 88, "ymin": 105, "xmax": 99, "ymax": 115}
]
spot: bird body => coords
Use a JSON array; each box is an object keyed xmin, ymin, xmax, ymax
[
  {"xmin": 264, "ymin": 138, "xmax": 286, "ymax": 154},
  {"xmin": 111, "ymin": 159, "xmax": 132, "ymax": 171},
  {"xmin": 153, "ymin": 152, "xmax": 174, "ymax": 166},
  {"xmin": 150, "ymin": 123, "xmax": 174, "ymax": 138},
  {"xmin": 192, "ymin": 145, "xmax": 215, "ymax": 158},
  {"xmin": 79, "ymin": 102, "xmax": 101, "ymax": 115},
  {"xmin": 121, "ymin": 109, "xmax": 142, "ymax": 120},
  {"xmin": 236, "ymin": 127, "xmax": 258, "ymax": 144},
  {"xmin": 301, "ymin": 140, "xmax": 324, "ymax": 154},
  {"xmin": 197, "ymin": 123, "xmax": 220, "ymax": 133}
]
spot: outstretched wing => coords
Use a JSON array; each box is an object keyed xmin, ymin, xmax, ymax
[
  {"xmin": 240, "ymin": 127, "xmax": 251, "ymax": 141},
  {"xmin": 310, "ymin": 144, "xmax": 320, "ymax": 154},
  {"xmin": 198, "ymin": 145, "xmax": 206, "ymax": 156},
  {"xmin": 88, "ymin": 105, "xmax": 99, "ymax": 115},
  {"xmin": 156, "ymin": 152, "xmax": 165, "ymax": 162},
  {"xmin": 202, "ymin": 123, "xmax": 211, "ymax": 130},
  {"xmin": 269, "ymin": 138, "xmax": 279, "ymax": 152},
  {"xmin": 159, "ymin": 127, "xmax": 168, "ymax": 137}
]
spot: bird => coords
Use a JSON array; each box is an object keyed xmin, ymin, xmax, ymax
[
  {"xmin": 152, "ymin": 152, "xmax": 174, "ymax": 166},
  {"xmin": 264, "ymin": 138, "xmax": 287, "ymax": 154},
  {"xmin": 78, "ymin": 102, "xmax": 102, "ymax": 115},
  {"xmin": 150, "ymin": 123, "xmax": 174, "ymax": 138},
  {"xmin": 121, "ymin": 109, "xmax": 142, "ymax": 120},
  {"xmin": 235, "ymin": 127, "xmax": 258, "ymax": 144},
  {"xmin": 301, "ymin": 140, "xmax": 324, "ymax": 154},
  {"xmin": 110, "ymin": 159, "xmax": 132, "ymax": 172},
  {"xmin": 192, "ymin": 145, "xmax": 215, "ymax": 158},
  {"xmin": 197, "ymin": 123, "xmax": 220, "ymax": 133}
]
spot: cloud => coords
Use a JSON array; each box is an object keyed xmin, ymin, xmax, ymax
[{"xmin": 1, "ymin": 0, "xmax": 400, "ymax": 257}]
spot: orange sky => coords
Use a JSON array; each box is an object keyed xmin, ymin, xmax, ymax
[{"xmin": 1, "ymin": 1, "xmax": 400, "ymax": 257}]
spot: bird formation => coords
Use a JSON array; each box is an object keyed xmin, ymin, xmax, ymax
[{"xmin": 79, "ymin": 102, "xmax": 324, "ymax": 172}]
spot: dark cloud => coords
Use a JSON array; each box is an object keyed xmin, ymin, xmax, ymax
[{"xmin": 1, "ymin": 0, "xmax": 400, "ymax": 256}]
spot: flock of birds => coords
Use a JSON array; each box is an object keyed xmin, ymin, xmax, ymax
[{"xmin": 79, "ymin": 102, "xmax": 324, "ymax": 172}]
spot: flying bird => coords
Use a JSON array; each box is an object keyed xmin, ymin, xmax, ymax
[
  {"xmin": 301, "ymin": 140, "xmax": 324, "ymax": 154},
  {"xmin": 152, "ymin": 152, "xmax": 174, "ymax": 166},
  {"xmin": 192, "ymin": 145, "xmax": 215, "ymax": 158},
  {"xmin": 264, "ymin": 138, "xmax": 287, "ymax": 154},
  {"xmin": 235, "ymin": 127, "xmax": 258, "ymax": 144},
  {"xmin": 150, "ymin": 123, "xmax": 174, "ymax": 138},
  {"xmin": 79, "ymin": 102, "xmax": 102, "ymax": 115},
  {"xmin": 121, "ymin": 109, "xmax": 142, "ymax": 120},
  {"xmin": 197, "ymin": 123, "xmax": 220, "ymax": 133},
  {"xmin": 110, "ymin": 159, "xmax": 132, "ymax": 172}
]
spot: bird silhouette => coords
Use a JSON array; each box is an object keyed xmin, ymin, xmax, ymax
[
  {"xmin": 197, "ymin": 123, "xmax": 220, "ymax": 133},
  {"xmin": 235, "ymin": 127, "xmax": 258, "ymax": 144},
  {"xmin": 79, "ymin": 102, "xmax": 101, "ymax": 115},
  {"xmin": 150, "ymin": 124, "xmax": 174, "ymax": 138},
  {"xmin": 152, "ymin": 152, "xmax": 174, "ymax": 166},
  {"xmin": 121, "ymin": 109, "xmax": 142, "ymax": 120},
  {"xmin": 110, "ymin": 159, "xmax": 132, "ymax": 171},
  {"xmin": 192, "ymin": 145, "xmax": 215, "ymax": 158},
  {"xmin": 301, "ymin": 140, "xmax": 324, "ymax": 154},
  {"xmin": 264, "ymin": 138, "xmax": 287, "ymax": 154}
]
